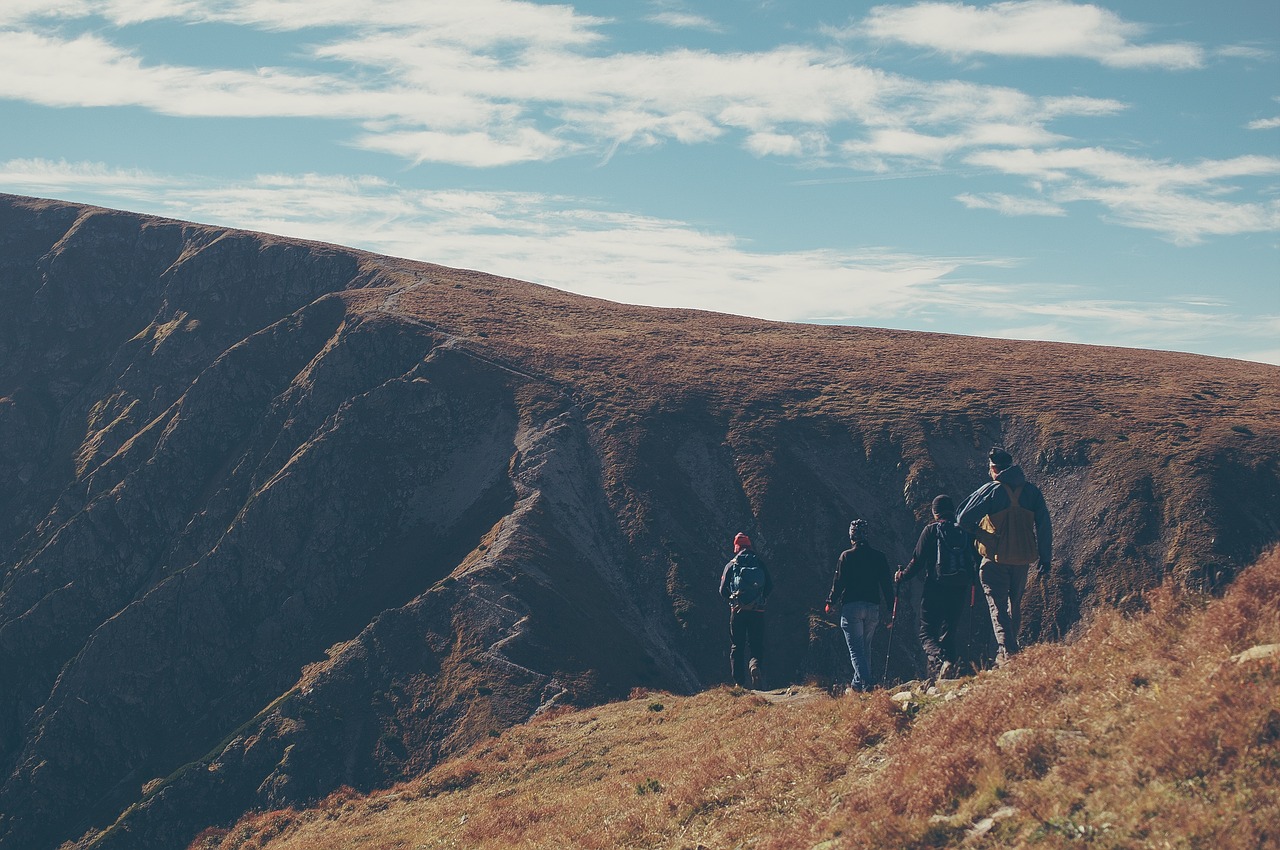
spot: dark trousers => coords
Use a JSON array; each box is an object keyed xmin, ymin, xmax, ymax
[
  {"xmin": 919, "ymin": 582, "xmax": 968, "ymax": 671},
  {"xmin": 729, "ymin": 608, "xmax": 765, "ymax": 688}
]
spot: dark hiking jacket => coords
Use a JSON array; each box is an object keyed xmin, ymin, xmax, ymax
[
  {"xmin": 900, "ymin": 520, "xmax": 979, "ymax": 585},
  {"xmin": 826, "ymin": 542, "xmax": 894, "ymax": 608},
  {"xmin": 956, "ymin": 464, "xmax": 1053, "ymax": 566}
]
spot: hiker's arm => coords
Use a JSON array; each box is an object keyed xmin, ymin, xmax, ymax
[
  {"xmin": 825, "ymin": 554, "xmax": 844, "ymax": 607},
  {"xmin": 719, "ymin": 562, "xmax": 733, "ymax": 599},
  {"xmin": 1035, "ymin": 490, "xmax": 1053, "ymax": 569},
  {"xmin": 762, "ymin": 564, "xmax": 774, "ymax": 599},
  {"xmin": 899, "ymin": 526, "xmax": 931, "ymax": 583},
  {"xmin": 957, "ymin": 484, "xmax": 998, "ymax": 549},
  {"xmin": 955, "ymin": 485, "xmax": 992, "ymax": 536}
]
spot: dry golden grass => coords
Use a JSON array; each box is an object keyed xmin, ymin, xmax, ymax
[{"xmin": 193, "ymin": 548, "xmax": 1280, "ymax": 850}]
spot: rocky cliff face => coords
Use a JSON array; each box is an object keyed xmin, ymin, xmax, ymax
[{"xmin": 0, "ymin": 194, "xmax": 1276, "ymax": 850}]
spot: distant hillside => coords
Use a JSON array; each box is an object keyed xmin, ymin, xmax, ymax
[
  {"xmin": 189, "ymin": 546, "xmax": 1280, "ymax": 850},
  {"xmin": 0, "ymin": 194, "xmax": 1276, "ymax": 850}
]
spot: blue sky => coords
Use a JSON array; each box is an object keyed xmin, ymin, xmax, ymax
[{"xmin": 2, "ymin": 1, "xmax": 1277, "ymax": 364}]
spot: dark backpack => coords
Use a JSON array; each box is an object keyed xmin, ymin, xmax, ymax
[
  {"xmin": 730, "ymin": 552, "xmax": 768, "ymax": 611},
  {"xmin": 934, "ymin": 521, "xmax": 974, "ymax": 586}
]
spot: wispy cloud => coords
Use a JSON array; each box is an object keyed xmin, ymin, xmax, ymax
[
  {"xmin": 648, "ymin": 11, "xmax": 722, "ymax": 32},
  {"xmin": 956, "ymin": 192, "xmax": 1067, "ymax": 216},
  {"xmin": 965, "ymin": 147, "xmax": 1280, "ymax": 243},
  {"xmin": 0, "ymin": 6, "xmax": 1121, "ymax": 173},
  {"xmin": 1247, "ymin": 116, "xmax": 1280, "ymax": 131},
  {"xmin": 854, "ymin": 0, "xmax": 1205, "ymax": 69},
  {"xmin": 6, "ymin": 158, "xmax": 1275, "ymax": 363}
]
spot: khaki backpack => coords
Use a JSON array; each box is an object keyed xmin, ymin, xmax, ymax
[{"xmin": 977, "ymin": 484, "xmax": 1039, "ymax": 564}]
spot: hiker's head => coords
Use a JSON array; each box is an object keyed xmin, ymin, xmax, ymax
[
  {"xmin": 848, "ymin": 519, "xmax": 868, "ymax": 543},
  {"xmin": 988, "ymin": 446, "xmax": 1014, "ymax": 477},
  {"xmin": 733, "ymin": 532, "xmax": 752, "ymax": 553},
  {"xmin": 932, "ymin": 495, "xmax": 955, "ymax": 520}
]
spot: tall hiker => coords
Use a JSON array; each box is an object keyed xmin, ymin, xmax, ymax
[
  {"xmin": 957, "ymin": 447, "xmax": 1053, "ymax": 666},
  {"xmin": 719, "ymin": 532, "xmax": 773, "ymax": 689},
  {"xmin": 825, "ymin": 519, "xmax": 895, "ymax": 692},
  {"xmin": 895, "ymin": 495, "xmax": 979, "ymax": 681}
]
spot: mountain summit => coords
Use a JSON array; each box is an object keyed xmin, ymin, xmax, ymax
[{"xmin": 0, "ymin": 194, "xmax": 1276, "ymax": 849}]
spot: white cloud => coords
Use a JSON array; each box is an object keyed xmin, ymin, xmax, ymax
[
  {"xmin": 0, "ymin": 8, "xmax": 1123, "ymax": 172},
  {"xmin": 6, "ymin": 159, "xmax": 1276, "ymax": 362},
  {"xmin": 964, "ymin": 147, "xmax": 1280, "ymax": 243},
  {"xmin": 858, "ymin": 1, "xmax": 1204, "ymax": 69},
  {"xmin": 0, "ymin": 157, "xmax": 170, "ymax": 191},
  {"xmin": 1247, "ymin": 117, "xmax": 1280, "ymax": 130},
  {"xmin": 354, "ymin": 129, "xmax": 575, "ymax": 168},
  {"xmin": 956, "ymin": 192, "xmax": 1066, "ymax": 216},
  {"xmin": 648, "ymin": 11, "xmax": 722, "ymax": 32}
]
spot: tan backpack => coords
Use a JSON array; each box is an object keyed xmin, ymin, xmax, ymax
[{"xmin": 977, "ymin": 484, "xmax": 1039, "ymax": 564}]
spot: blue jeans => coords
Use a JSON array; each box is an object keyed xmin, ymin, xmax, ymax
[{"xmin": 840, "ymin": 601, "xmax": 880, "ymax": 690}]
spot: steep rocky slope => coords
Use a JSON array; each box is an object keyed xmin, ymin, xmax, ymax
[{"xmin": 0, "ymin": 194, "xmax": 1276, "ymax": 849}]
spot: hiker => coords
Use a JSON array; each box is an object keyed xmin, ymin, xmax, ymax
[
  {"xmin": 895, "ymin": 495, "xmax": 979, "ymax": 681},
  {"xmin": 957, "ymin": 447, "xmax": 1053, "ymax": 666},
  {"xmin": 824, "ymin": 519, "xmax": 895, "ymax": 692},
  {"xmin": 719, "ymin": 533, "xmax": 773, "ymax": 689}
]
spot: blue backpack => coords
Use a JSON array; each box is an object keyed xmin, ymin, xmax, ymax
[{"xmin": 730, "ymin": 552, "xmax": 768, "ymax": 611}]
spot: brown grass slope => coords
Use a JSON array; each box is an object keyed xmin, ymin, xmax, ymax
[
  {"xmin": 0, "ymin": 194, "xmax": 1275, "ymax": 849},
  {"xmin": 195, "ymin": 546, "xmax": 1280, "ymax": 850}
]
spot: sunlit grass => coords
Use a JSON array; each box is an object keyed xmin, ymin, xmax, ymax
[{"xmin": 194, "ymin": 548, "xmax": 1280, "ymax": 849}]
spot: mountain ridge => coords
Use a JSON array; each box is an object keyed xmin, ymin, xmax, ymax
[{"xmin": 0, "ymin": 193, "xmax": 1276, "ymax": 849}]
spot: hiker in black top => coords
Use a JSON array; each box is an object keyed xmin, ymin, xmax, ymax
[
  {"xmin": 896, "ymin": 495, "xmax": 979, "ymax": 681},
  {"xmin": 719, "ymin": 532, "xmax": 773, "ymax": 689},
  {"xmin": 957, "ymin": 447, "xmax": 1053, "ymax": 666},
  {"xmin": 824, "ymin": 519, "xmax": 895, "ymax": 691}
]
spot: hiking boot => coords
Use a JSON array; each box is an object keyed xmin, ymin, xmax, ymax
[
  {"xmin": 938, "ymin": 661, "xmax": 954, "ymax": 680},
  {"xmin": 748, "ymin": 659, "xmax": 762, "ymax": 690}
]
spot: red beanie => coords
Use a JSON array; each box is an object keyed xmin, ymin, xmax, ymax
[{"xmin": 733, "ymin": 533, "xmax": 752, "ymax": 553}]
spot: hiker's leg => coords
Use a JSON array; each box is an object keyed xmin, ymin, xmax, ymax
[
  {"xmin": 840, "ymin": 602, "xmax": 875, "ymax": 690},
  {"xmin": 746, "ymin": 611, "xmax": 765, "ymax": 688},
  {"xmin": 917, "ymin": 586, "xmax": 945, "ymax": 674},
  {"xmin": 1006, "ymin": 565, "xmax": 1030, "ymax": 654},
  {"xmin": 980, "ymin": 560, "xmax": 1015, "ymax": 662},
  {"xmin": 861, "ymin": 603, "xmax": 880, "ymax": 687},
  {"xmin": 729, "ymin": 609, "xmax": 749, "ymax": 686},
  {"xmin": 938, "ymin": 590, "xmax": 966, "ymax": 664}
]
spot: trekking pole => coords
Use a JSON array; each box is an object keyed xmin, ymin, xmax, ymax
[
  {"xmin": 882, "ymin": 582, "xmax": 900, "ymax": 685},
  {"xmin": 964, "ymin": 582, "xmax": 976, "ymax": 673}
]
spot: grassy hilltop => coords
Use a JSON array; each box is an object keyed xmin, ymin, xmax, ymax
[{"xmin": 194, "ymin": 548, "xmax": 1280, "ymax": 850}]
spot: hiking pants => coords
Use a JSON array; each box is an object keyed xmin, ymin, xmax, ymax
[
  {"xmin": 839, "ymin": 601, "xmax": 880, "ymax": 691},
  {"xmin": 729, "ymin": 608, "xmax": 765, "ymax": 688},
  {"xmin": 918, "ymin": 583, "xmax": 967, "ymax": 671},
  {"xmin": 979, "ymin": 560, "xmax": 1029, "ymax": 659}
]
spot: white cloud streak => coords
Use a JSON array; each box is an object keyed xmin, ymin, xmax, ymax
[
  {"xmin": 857, "ymin": 0, "xmax": 1205, "ymax": 69},
  {"xmin": 0, "ymin": 5, "xmax": 1121, "ymax": 171},
  {"xmin": 5, "ymin": 158, "xmax": 1275, "ymax": 364},
  {"xmin": 964, "ymin": 147, "xmax": 1280, "ymax": 243},
  {"xmin": 0, "ymin": 2, "xmax": 1272, "ymax": 249}
]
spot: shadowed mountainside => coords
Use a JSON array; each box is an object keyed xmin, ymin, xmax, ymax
[{"xmin": 0, "ymin": 194, "xmax": 1276, "ymax": 849}]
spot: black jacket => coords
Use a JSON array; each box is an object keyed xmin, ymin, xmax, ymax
[
  {"xmin": 900, "ymin": 520, "xmax": 979, "ymax": 585},
  {"xmin": 826, "ymin": 542, "xmax": 894, "ymax": 607}
]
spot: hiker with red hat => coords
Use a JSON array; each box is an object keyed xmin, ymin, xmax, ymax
[
  {"xmin": 719, "ymin": 533, "xmax": 773, "ymax": 689},
  {"xmin": 825, "ymin": 519, "xmax": 895, "ymax": 692}
]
